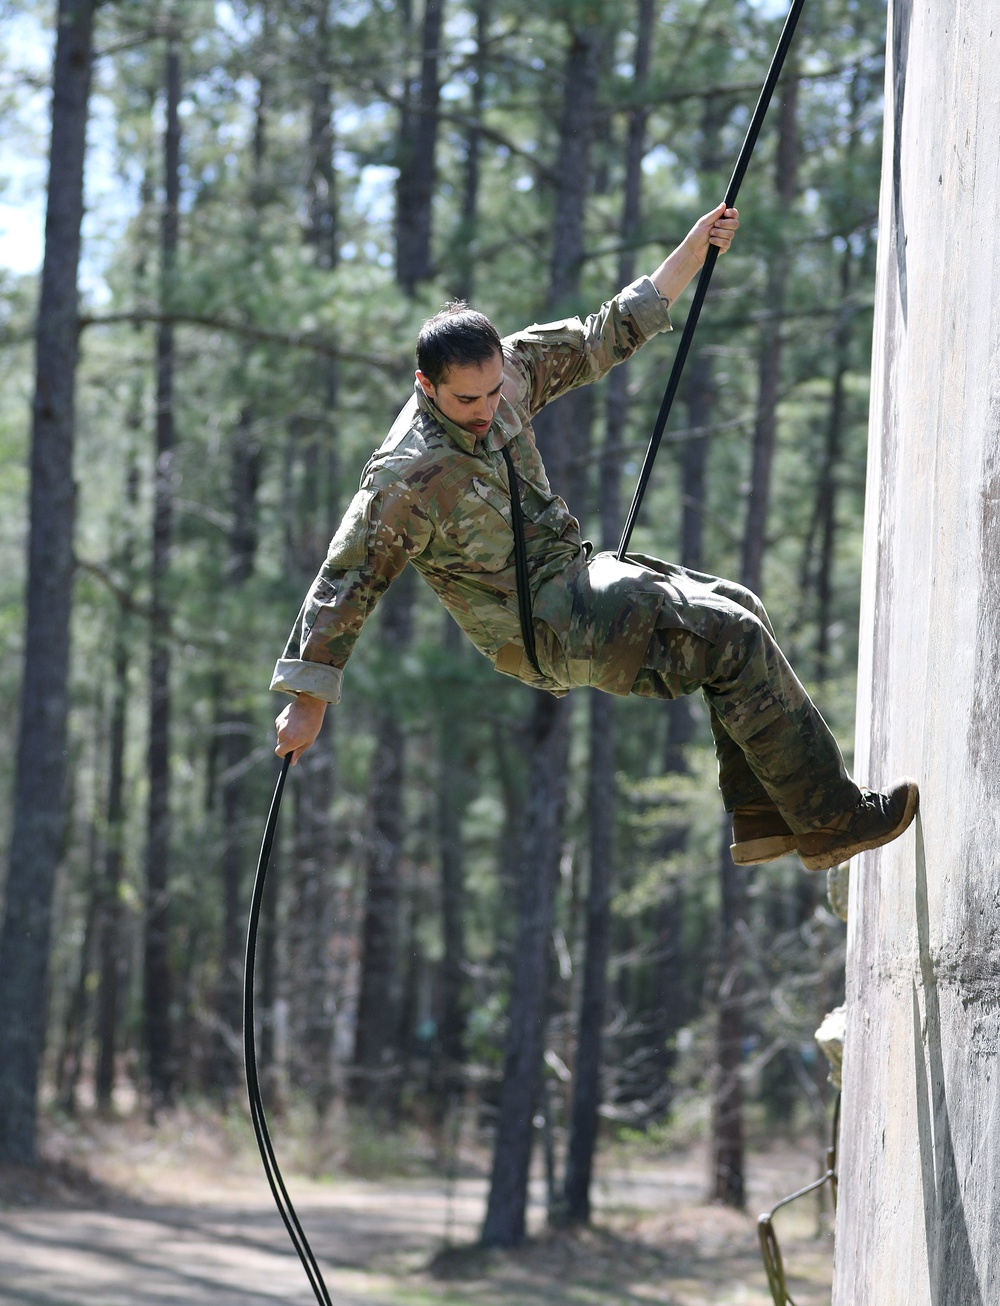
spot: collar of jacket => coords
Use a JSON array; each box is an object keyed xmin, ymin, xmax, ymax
[{"xmin": 413, "ymin": 381, "xmax": 523, "ymax": 455}]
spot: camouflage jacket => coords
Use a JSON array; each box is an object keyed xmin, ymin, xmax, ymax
[{"xmin": 271, "ymin": 276, "xmax": 673, "ymax": 703}]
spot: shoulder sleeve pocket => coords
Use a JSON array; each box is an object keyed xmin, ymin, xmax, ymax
[{"xmin": 325, "ymin": 488, "xmax": 378, "ymax": 570}]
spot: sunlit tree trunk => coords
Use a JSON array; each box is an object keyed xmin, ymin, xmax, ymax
[
  {"xmin": 482, "ymin": 9, "xmax": 604, "ymax": 1246},
  {"xmin": 351, "ymin": 572, "xmax": 415, "ymax": 1110},
  {"xmin": 562, "ymin": 0, "xmax": 653, "ymax": 1226},
  {"xmin": 436, "ymin": 615, "xmax": 469, "ymax": 1103},
  {"xmin": 481, "ymin": 693, "xmax": 572, "ymax": 1246},
  {"xmin": 287, "ymin": 727, "xmax": 337, "ymax": 1107},
  {"xmin": 55, "ymin": 816, "xmax": 100, "ymax": 1115},
  {"xmin": 452, "ymin": 0, "xmax": 490, "ymax": 301},
  {"xmin": 396, "ymin": 0, "xmax": 444, "ymax": 294},
  {"xmin": 740, "ymin": 72, "xmax": 799, "ymax": 596},
  {"xmin": 709, "ymin": 71, "xmax": 800, "ymax": 1208},
  {"xmin": 0, "ymin": 0, "xmax": 95, "ymax": 1164},
  {"xmin": 143, "ymin": 40, "xmax": 182, "ymax": 1111},
  {"xmin": 214, "ymin": 407, "xmax": 262, "ymax": 1092},
  {"xmin": 812, "ymin": 244, "xmax": 852, "ymax": 688},
  {"xmin": 275, "ymin": 9, "xmax": 346, "ymax": 1105},
  {"xmin": 305, "ymin": 0, "xmax": 338, "ymax": 268},
  {"xmin": 95, "ymin": 615, "xmax": 130, "ymax": 1112},
  {"xmin": 710, "ymin": 828, "xmax": 746, "ymax": 1208}
]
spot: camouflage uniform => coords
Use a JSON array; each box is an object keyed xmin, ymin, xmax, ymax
[{"xmin": 272, "ymin": 276, "xmax": 859, "ymax": 833}]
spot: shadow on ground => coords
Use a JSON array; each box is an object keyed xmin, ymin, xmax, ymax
[{"xmin": 0, "ymin": 1123, "xmax": 833, "ymax": 1306}]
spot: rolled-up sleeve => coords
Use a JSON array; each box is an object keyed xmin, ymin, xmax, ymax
[
  {"xmin": 270, "ymin": 474, "xmax": 433, "ymax": 702},
  {"xmin": 505, "ymin": 275, "xmax": 672, "ymax": 415},
  {"xmin": 616, "ymin": 276, "xmax": 673, "ymax": 340}
]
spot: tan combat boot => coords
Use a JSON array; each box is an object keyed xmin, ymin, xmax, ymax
[
  {"xmin": 730, "ymin": 802, "xmax": 797, "ymax": 865},
  {"xmin": 797, "ymin": 778, "xmax": 919, "ymax": 872}
]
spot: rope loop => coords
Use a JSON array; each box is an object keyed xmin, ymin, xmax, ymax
[{"xmin": 244, "ymin": 753, "xmax": 335, "ymax": 1306}]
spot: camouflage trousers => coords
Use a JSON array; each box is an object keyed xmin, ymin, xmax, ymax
[{"xmin": 629, "ymin": 564, "xmax": 860, "ymax": 833}]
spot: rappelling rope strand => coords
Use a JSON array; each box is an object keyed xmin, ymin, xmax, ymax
[
  {"xmin": 616, "ymin": 0, "xmax": 808, "ymax": 561},
  {"xmin": 244, "ymin": 753, "xmax": 335, "ymax": 1306}
]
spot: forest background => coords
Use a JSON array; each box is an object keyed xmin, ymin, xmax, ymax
[{"xmin": 0, "ymin": 0, "xmax": 883, "ymax": 1249}]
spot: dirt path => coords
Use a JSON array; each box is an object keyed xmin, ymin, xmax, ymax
[{"xmin": 0, "ymin": 1130, "xmax": 834, "ymax": 1305}]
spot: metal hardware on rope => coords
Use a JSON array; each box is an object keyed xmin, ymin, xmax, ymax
[
  {"xmin": 244, "ymin": 752, "xmax": 334, "ymax": 1306},
  {"xmin": 757, "ymin": 1092, "xmax": 840, "ymax": 1306},
  {"xmin": 616, "ymin": 0, "xmax": 808, "ymax": 561}
]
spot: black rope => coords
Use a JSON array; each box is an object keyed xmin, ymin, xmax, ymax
[
  {"xmin": 616, "ymin": 0, "xmax": 808, "ymax": 561},
  {"xmin": 244, "ymin": 752, "xmax": 334, "ymax": 1306}
]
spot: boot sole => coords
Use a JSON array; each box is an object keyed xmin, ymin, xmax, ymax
[
  {"xmin": 731, "ymin": 833, "xmax": 798, "ymax": 865},
  {"xmin": 799, "ymin": 780, "xmax": 919, "ymax": 871}
]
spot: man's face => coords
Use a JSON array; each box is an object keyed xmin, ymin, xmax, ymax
[{"xmin": 416, "ymin": 352, "xmax": 504, "ymax": 438}]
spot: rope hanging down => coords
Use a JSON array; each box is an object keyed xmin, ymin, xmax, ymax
[
  {"xmin": 616, "ymin": 0, "xmax": 807, "ymax": 561},
  {"xmin": 245, "ymin": 6, "xmax": 807, "ymax": 1301},
  {"xmin": 244, "ymin": 753, "xmax": 335, "ymax": 1306}
]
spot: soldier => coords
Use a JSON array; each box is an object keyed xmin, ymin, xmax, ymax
[{"xmin": 273, "ymin": 203, "xmax": 917, "ymax": 871}]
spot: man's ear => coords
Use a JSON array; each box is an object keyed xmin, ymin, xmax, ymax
[{"xmin": 415, "ymin": 369, "xmax": 435, "ymax": 398}]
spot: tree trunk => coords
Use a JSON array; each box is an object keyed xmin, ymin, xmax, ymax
[
  {"xmin": 644, "ymin": 115, "xmax": 719, "ymax": 1125},
  {"xmin": 562, "ymin": 0, "xmax": 653, "ymax": 1226},
  {"xmin": 395, "ymin": 0, "xmax": 444, "ymax": 294},
  {"xmin": 95, "ymin": 616, "xmax": 129, "ymax": 1113},
  {"xmin": 287, "ymin": 726, "xmax": 337, "ymax": 1110},
  {"xmin": 710, "ymin": 824, "xmax": 746, "ymax": 1208},
  {"xmin": 481, "ymin": 11, "xmax": 605, "ymax": 1243},
  {"xmin": 0, "ymin": 0, "xmax": 95, "ymax": 1165},
  {"xmin": 272, "ymin": 13, "xmax": 346, "ymax": 1108},
  {"xmin": 350, "ymin": 572, "xmax": 415, "ymax": 1110},
  {"xmin": 213, "ymin": 405, "xmax": 262, "ymax": 1093},
  {"xmin": 812, "ymin": 244, "xmax": 852, "ymax": 687},
  {"xmin": 304, "ymin": 0, "xmax": 338, "ymax": 268},
  {"xmin": 643, "ymin": 691, "xmax": 699, "ymax": 1118},
  {"xmin": 648, "ymin": 329, "xmax": 716, "ymax": 1110},
  {"xmin": 481, "ymin": 692, "xmax": 572, "ymax": 1247},
  {"xmin": 55, "ymin": 818, "xmax": 100, "ymax": 1115},
  {"xmin": 810, "ymin": 24, "xmax": 869, "ymax": 687},
  {"xmin": 94, "ymin": 447, "xmax": 138, "ymax": 1113},
  {"xmin": 561, "ymin": 690, "xmax": 614, "ymax": 1224},
  {"xmin": 740, "ymin": 73, "xmax": 799, "ymax": 597},
  {"xmin": 679, "ymin": 351, "xmax": 713, "ymax": 574},
  {"xmin": 256, "ymin": 853, "xmax": 281, "ymax": 1095},
  {"xmin": 707, "ymin": 73, "xmax": 800, "ymax": 1205},
  {"xmin": 452, "ymin": 0, "xmax": 490, "ymax": 301},
  {"xmin": 436, "ymin": 615, "xmax": 469, "ymax": 1097},
  {"xmin": 835, "ymin": 2, "xmax": 1000, "ymax": 1297},
  {"xmin": 144, "ymin": 40, "xmax": 182, "ymax": 1112}
]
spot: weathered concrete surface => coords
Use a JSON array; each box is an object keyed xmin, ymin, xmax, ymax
[{"xmin": 833, "ymin": 4, "xmax": 1000, "ymax": 1304}]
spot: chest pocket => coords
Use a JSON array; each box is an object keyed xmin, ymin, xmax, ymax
[{"xmin": 438, "ymin": 477, "xmax": 513, "ymax": 572}]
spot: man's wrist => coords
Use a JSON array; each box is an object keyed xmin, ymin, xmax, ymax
[{"xmin": 294, "ymin": 692, "xmax": 328, "ymax": 711}]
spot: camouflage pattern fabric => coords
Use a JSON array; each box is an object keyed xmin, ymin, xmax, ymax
[
  {"xmin": 272, "ymin": 275, "xmax": 859, "ymax": 832},
  {"xmin": 271, "ymin": 277, "xmax": 674, "ymax": 704},
  {"xmin": 629, "ymin": 564, "xmax": 859, "ymax": 832}
]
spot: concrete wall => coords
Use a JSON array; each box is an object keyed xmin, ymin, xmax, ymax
[{"xmin": 833, "ymin": 4, "xmax": 1000, "ymax": 1303}]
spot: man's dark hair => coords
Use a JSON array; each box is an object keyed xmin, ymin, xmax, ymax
[{"xmin": 416, "ymin": 301, "xmax": 502, "ymax": 385}]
